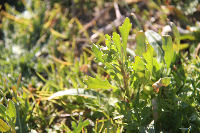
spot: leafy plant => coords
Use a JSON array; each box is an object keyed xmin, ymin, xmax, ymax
[
  {"xmin": 0, "ymin": 99, "xmax": 15, "ymax": 133},
  {"xmin": 85, "ymin": 17, "xmax": 200, "ymax": 132},
  {"xmin": 1, "ymin": 0, "xmax": 200, "ymax": 132}
]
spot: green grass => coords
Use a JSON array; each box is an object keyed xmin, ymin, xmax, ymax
[{"xmin": 0, "ymin": 0, "xmax": 200, "ymax": 132}]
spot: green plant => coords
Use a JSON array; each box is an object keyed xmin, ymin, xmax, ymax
[
  {"xmin": 0, "ymin": 98, "xmax": 16, "ymax": 133},
  {"xmin": 49, "ymin": 17, "xmax": 177, "ymax": 132},
  {"xmin": 0, "ymin": 81, "xmax": 29, "ymax": 133},
  {"xmin": 1, "ymin": 0, "xmax": 200, "ymax": 132},
  {"xmin": 84, "ymin": 17, "xmax": 200, "ymax": 132}
]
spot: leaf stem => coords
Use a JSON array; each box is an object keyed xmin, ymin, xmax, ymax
[{"xmin": 119, "ymin": 60, "xmax": 129, "ymax": 98}]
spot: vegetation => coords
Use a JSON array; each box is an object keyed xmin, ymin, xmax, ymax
[{"xmin": 0, "ymin": 0, "xmax": 200, "ymax": 132}]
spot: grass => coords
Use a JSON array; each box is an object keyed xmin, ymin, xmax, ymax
[{"xmin": 0, "ymin": 0, "xmax": 200, "ymax": 132}]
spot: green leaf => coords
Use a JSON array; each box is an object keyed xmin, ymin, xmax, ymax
[
  {"xmin": 173, "ymin": 43, "xmax": 189, "ymax": 51},
  {"xmin": 170, "ymin": 22, "xmax": 180, "ymax": 47},
  {"xmin": 71, "ymin": 121, "xmax": 77, "ymax": 130},
  {"xmin": 112, "ymin": 32, "xmax": 121, "ymax": 54},
  {"xmin": 6, "ymin": 100, "xmax": 16, "ymax": 123},
  {"xmin": 86, "ymin": 77, "xmax": 116, "ymax": 90},
  {"xmin": 119, "ymin": 17, "xmax": 132, "ymax": 54},
  {"xmin": 0, "ymin": 119, "xmax": 10, "ymax": 132},
  {"xmin": 72, "ymin": 118, "xmax": 90, "ymax": 133},
  {"xmin": 143, "ymin": 43, "xmax": 154, "ymax": 75},
  {"xmin": 132, "ymin": 56, "xmax": 145, "ymax": 71},
  {"xmin": 92, "ymin": 44, "xmax": 104, "ymax": 63},
  {"xmin": 105, "ymin": 34, "xmax": 111, "ymax": 49},
  {"xmin": 145, "ymin": 30, "xmax": 163, "ymax": 62},
  {"xmin": 74, "ymin": 119, "xmax": 90, "ymax": 133},
  {"xmin": 153, "ymin": 58, "xmax": 162, "ymax": 72},
  {"xmin": 135, "ymin": 31, "xmax": 146, "ymax": 56},
  {"xmin": 162, "ymin": 35, "xmax": 174, "ymax": 68},
  {"xmin": 161, "ymin": 77, "xmax": 171, "ymax": 86},
  {"xmin": 0, "ymin": 104, "xmax": 6, "ymax": 117}
]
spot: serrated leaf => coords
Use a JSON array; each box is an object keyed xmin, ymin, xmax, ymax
[
  {"xmin": 92, "ymin": 44, "xmax": 104, "ymax": 63},
  {"xmin": 112, "ymin": 32, "xmax": 121, "ymax": 54},
  {"xmin": 71, "ymin": 121, "xmax": 77, "ymax": 130},
  {"xmin": 132, "ymin": 56, "xmax": 145, "ymax": 71},
  {"xmin": 145, "ymin": 30, "xmax": 163, "ymax": 62},
  {"xmin": 0, "ymin": 119, "xmax": 10, "ymax": 132},
  {"xmin": 0, "ymin": 104, "xmax": 6, "ymax": 117},
  {"xmin": 143, "ymin": 43, "xmax": 154, "ymax": 75},
  {"xmin": 119, "ymin": 17, "xmax": 132, "ymax": 53},
  {"xmin": 6, "ymin": 100, "xmax": 16, "ymax": 122},
  {"xmin": 135, "ymin": 31, "xmax": 146, "ymax": 56},
  {"xmin": 86, "ymin": 77, "xmax": 116, "ymax": 90},
  {"xmin": 105, "ymin": 34, "xmax": 111, "ymax": 49},
  {"xmin": 162, "ymin": 35, "xmax": 174, "ymax": 68}
]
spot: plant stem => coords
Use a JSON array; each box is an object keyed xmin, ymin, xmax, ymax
[{"xmin": 119, "ymin": 60, "xmax": 129, "ymax": 98}]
